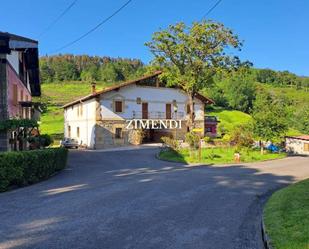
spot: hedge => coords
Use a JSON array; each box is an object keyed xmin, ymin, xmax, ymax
[{"xmin": 0, "ymin": 148, "xmax": 68, "ymax": 192}]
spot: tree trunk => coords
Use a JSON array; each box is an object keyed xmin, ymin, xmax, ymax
[
  {"xmin": 260, "ymin": 140, "xmax": 264, "ymax": 155},
  {"xmin": 187, "ymin": 92, "xmax": 195, "ymax": 131}
]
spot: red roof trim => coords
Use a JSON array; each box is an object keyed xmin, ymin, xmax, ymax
[{"xmin": 285, "ymin": 135, "xmax": 309, "ymax": 141}]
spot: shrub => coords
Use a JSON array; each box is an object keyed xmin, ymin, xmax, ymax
[
  {"xmin": 0, "ymin": 148, "xmax": 68, "ymax": 192},
  {"xmin": 230, "ymin": 125, "xmax": 254, "ymax": 149},
  {"xmin": 28, "ymin": 134, "xmax": 54, "ymax": 149},
  {"xmin": 203, "ymin": 136, "xmax": 214, "ymax": 144},
  {"xmin": 185, "ymin": 132, "xmax": 200, "ymax": 150},
  {"xmin": 39, "ymin": 134, "xmax": 53, "ymax": 147},
  {"xmin": 161, "ymin": 136, "xmax": 180, "ymax": 151}
]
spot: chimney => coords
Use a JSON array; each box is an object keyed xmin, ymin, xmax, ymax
[{"xmin": 91, "ymin": 82, "xmax": 96, "ymax": 94}]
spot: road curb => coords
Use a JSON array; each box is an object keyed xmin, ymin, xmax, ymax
[{"xmin": 261, "ymin": 215, "xmax": 273, "ymax": 249}]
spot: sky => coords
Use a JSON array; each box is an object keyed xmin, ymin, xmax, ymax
[{"xmin": 1, "ymin": 0, "xmax": 309, "ymax": 76}]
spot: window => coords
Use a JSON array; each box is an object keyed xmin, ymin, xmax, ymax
[
  {"xmin": 77, "ymin": 127, "xmax": 80, "ymax": 138},
  {"xmin": 20, "ymin": 90, "xmax": 23, "ymax": 101},
  {"xmin": 304, "ymin": 143, "xmax": 309, "ymax": 152},
  {"xmin": 136, "ymin": 97, "xmax": 141, "ymax": 104},
  {"xmin": 115, "ymin": 101, "xmax": 123, "ymax": 113},
  {"xmin": 68, "ymin": 126, "xmax": 71, "ymax": 137},
  {"xmin": 166, "ymin": 103, "xmax": 172, "ymax": 119},
  {"xmin": 115, "ymin": 128, "xmax": 122, "ymax": 139},
  {"xmin": 80, "ymin": 104, "xmax": 83, "ymax": 116},
  {"xmin": 13, "ymin": 84, "xmax": 18, "ymax": 106}
]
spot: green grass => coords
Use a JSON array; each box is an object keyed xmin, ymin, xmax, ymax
[
  {"xmin": 264, "ymin": 179, "xmax": 309, "ymax": 249},
  {"xmin": 34, "ymin": 81, "xmax": 111, "ymax": 137},
  {"xmin": 208, "ymin": 106, "xmax": 303, "ymax": 137},
  {"xmin": 158, "ymin": 147, "xmax": 286, "ymax": 164},
  {"xmin": 207, "ymin": 107, "xmax": 253, "ymax": 133}
]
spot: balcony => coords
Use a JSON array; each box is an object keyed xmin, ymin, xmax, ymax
[
  {"xmin": 19, "ymin": 101, "xmax": 42, "ymax": 121},
  {"xmin": 132, "ymin": 111, "xmax": 185, "ymax": 120}
]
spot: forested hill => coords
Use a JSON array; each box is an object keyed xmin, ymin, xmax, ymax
[
  {"xmin": 37, "ymin": 54, "xmax": 309, "ymax": 138},
  {"xmin": 40, "ymin": 54, "xmax": 146, "ymax": 83},
  {"xmin": 40, "ymin": 54, "xmax": 309, "ymax": 90}
]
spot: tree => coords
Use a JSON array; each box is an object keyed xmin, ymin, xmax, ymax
[
  {"xmin": 293, "ymin": 106, "xmax": 309, "ymax": 134},
  {"xmin": 146, "ymin": 20, "xmax": 242, "ymax": 130},
  {"xmin": 256, "ymin": 69, "xmax": 277, "ymax": 84},
  {"xmin": 100, "ymin": 63, "xmax": 124, "ymax": 82},
  {"xmin": 39, "ymin": 60, "xmax": 55, "ymax": 83},
  {"xmin": 80, "ymin": 65, "xmax": 99, "ymax": 82},
  {"xmin": 221, "ymin": 69, "xmax": 256, "ymax": 113},
  {"xmin": 252, "ymin": 90, "xmax": 288, "ymax": 153},
  {"xmin": 53, "ymin": 61, "xmax": 79, "ymax": 81}
]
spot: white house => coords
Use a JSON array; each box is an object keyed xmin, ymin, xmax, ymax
[
  {"xmin": 63, "ymin": 71, "xmax": 214, "ymax": 149},
  {"xmin": 285, "ymin": 135, "xmax": 309, "ymax": 155}
]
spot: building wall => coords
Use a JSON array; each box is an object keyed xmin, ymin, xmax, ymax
[
  {"xmin": 7, "ymin": 62, "xmax": 32, "ymax": 118},
  {"xmin": 64, "ymin": 98, "xmax": 97, "ymax": 148},
  {"xmin": 64, "ymin": 84, "xmax": 207, "ymax": 149},
  {"xmin": 6, "ymin": 51, "xmax": 19, "ymax": 74},
  {"xmin": 0, "ymin": 58, "xmax": 8, "ymax": 151},
  {"xmin": 286, "ymin": 138, "xmax": 309, "ymax": 155},
  {"xmin": 0, "ymin": 58, "xmax": 8, "ymax": 120},
  {"xmin": 100, "ymin": 84, "xmax": 205, "ymax": 121}
]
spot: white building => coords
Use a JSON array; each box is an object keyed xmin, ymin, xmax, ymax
[
  {"xmin": 285, "ymin": 135, "xmax": 309, "ymax": 156},
  {"xmin": 63, "ymin": 71, "xmax": 213, "ymax": 149}
]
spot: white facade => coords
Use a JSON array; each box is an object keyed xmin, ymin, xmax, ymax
[
  {"xmin": 64, "ymin": 81, "xmax": 207, "ymax": 149},
  {"xmin": 286, "ymin": 137, "xmax": 309, "ymax": 155},
  {"xmin": 100, "ymin": 84, "xmax": 204, "ymax": 121},
  {"xmin": 64, "ymin": 99, "xmax": 97, "ymax": 148}
]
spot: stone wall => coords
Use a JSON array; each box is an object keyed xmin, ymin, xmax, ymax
[
  {"xmin": 94, "ymin": 120, "xmax": 129, "ymax": 149},
  {"xmin": 93, "ymin": 119, "xmax": 206, "ymax": 149}
]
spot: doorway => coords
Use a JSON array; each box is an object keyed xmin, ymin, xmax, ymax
[{"xmin": 142, "ymin": 102, "xmax": 148, "ymax": 119}]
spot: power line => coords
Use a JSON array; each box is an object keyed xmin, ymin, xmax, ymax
[
  {"xmin": 50, "ymin": 0, "xmax": 133, "ymax": 54},
  {"xmin": 38, "ymin": 0, "xmax": 78, "ymax": 38},
  {"xmin": 202, "ymin": 0, "xmax": 223, "ymax": 19}
]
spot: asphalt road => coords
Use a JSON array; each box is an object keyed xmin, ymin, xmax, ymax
[{"xmin": 0, "ymin": 148, "xmax": 308, "ymax": 249}]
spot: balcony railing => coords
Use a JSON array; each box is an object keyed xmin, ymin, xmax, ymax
[{"xmin": 132, "ymin": 111, "xmax": 185, "ymax": 119}]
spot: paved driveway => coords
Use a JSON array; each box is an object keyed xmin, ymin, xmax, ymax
[{"xmin": 0, "ymin": 149, "xmax": 308, "ymax": 249}]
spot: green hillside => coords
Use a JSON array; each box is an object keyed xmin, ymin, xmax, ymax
[
  {"xmin": 35, "ymin": 81, "xmax": 111, "ymax": 138},
  {"xmin": 207, "ymin": 108, "xmax": 253, "ymax": 133}
]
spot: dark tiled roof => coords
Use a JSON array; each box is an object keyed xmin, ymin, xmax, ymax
[{"xmin": 0, "ymin": 31, "xmax": 38, "ymax": 44}]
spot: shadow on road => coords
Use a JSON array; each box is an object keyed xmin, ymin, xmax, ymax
[{"xmin": 0, "ymin": 149, "xmax": 304, "ymax": 249}]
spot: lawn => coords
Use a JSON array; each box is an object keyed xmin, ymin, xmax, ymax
[
  {"xmin": 207, "ymin": 107, "xmax": 253, "ymax": 133},
  {"xmin": 264, "ymin": 179, "xmax": 309, "ymax": 249},
  {"xmin": 158, "ymin": 147, "xmax": 286, "ymax": 164}
]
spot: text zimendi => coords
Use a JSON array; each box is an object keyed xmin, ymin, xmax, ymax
[{"xmin": 126, "ymin": 119, "xmax": 182, "ymax": 130}]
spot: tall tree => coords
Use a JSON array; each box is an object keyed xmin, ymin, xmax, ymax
[
  {"xmin": 146, "ymin": 21, "xmax": 242, "ymax": 129},
  {"xmin": 252, "ymin": 90, "xmax": 288, "ymax": 153},
  {"xmin": 221, "ymin": 68, "xmax": 256, "ymax": 113}
]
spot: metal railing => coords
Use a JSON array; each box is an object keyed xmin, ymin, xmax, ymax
[{"xmin": 132, "ymin": 111, "xmax": 185, "ymax": 119}]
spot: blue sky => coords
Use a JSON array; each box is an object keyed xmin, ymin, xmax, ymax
[{"xmin": 1, "ymin": 0, "xmax": 308, "ymax": 76}]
